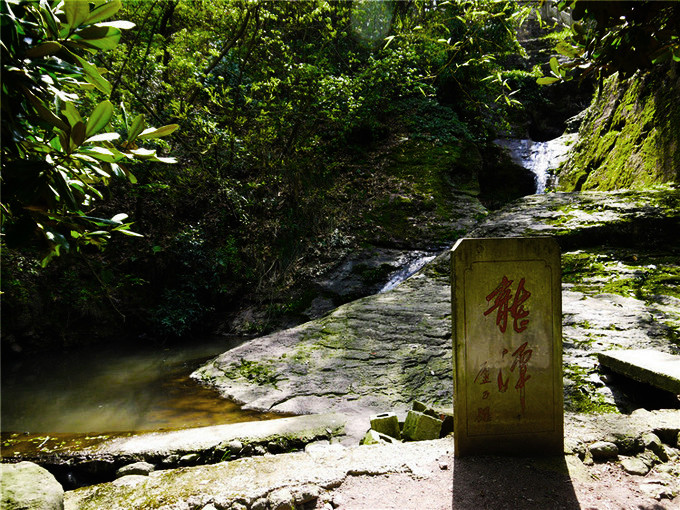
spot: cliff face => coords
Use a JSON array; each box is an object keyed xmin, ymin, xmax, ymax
[{"xmin": 558, "ymin": 63, "xmax": 680, "ymax": 191}]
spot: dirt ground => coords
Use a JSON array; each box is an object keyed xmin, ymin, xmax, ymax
[{"xmin": 321, "ymin": 452, "xmax": 678, "ymax": 510}]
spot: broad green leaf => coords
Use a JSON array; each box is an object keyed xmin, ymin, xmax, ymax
[
  {"xmin": 61, "ymin": 101, "xmax": 83, "ymax": 128},
  {"xmin": 25, "ymin": 41, "xmax": 63, "ymax": 58},
  {"xmin": 128, "ymin": 114, "xmax": 145, "ymax": 142},
  {"xmin": 85, "ymin": 100, "xmax": 114, "ymax": 137},
  {"xmin": 70, "ymin": 121, "xmax": 86, "ymax": 148},
  {"xmin": 73, "ymin": 24, "xmax": 115, "ymax": 40},
  {"xmin": 536, "ymin": 76, "xmax": 560, "ymax": 85},
  {"xmin": 138, "ymin": 124, "xmax": 179, "ymax": 139},
  {"xmin": 555, "ymin": 41, "xmax": 580, "ymax": 59},
  {"xmin": 73, "ymin": 29, "xmax": 122, "ymax": 51},
  {"xmin": 85, "ymin": 0, "xmax": 122, "ymax": 25},
  {"xmin": 85, "ymin": 132, "xmax": 120, "ymax": 143},
  {"xmin": 26, "ymin": 94, "xmax": 69, "ymax": 131},
  {"xmin": 65, "ymin": 0, "xmax": 90, "ymax": 30},
  {"xmin": 72, "ymin": 53, "xmax": 112, "ymax": 95},
  {"xmin": 81, "ymin": 146, "xmax": 123, "ymax": 162},
  {"xmin": 549, "ymin": 57, "xmax": 559, "ymax": 76}
]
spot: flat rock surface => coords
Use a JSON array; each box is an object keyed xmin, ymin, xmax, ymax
[
  {"xmin": 193, "ymin": 188, "xmax": 680, "ymax": 423},
  {"xmin": 65, "ymin": 438, "xmax": 454, "ymax": 510},
  {"xmin": 85, "ymin": 413, "xmax": 344, "ymax": 458},
  {"xmin": 64, "ymin": 420, "xmax": 680, "ymax": 510},
  {"xmin": 598, "ymin": 349, "xmax": 680, "ymax": 393}
]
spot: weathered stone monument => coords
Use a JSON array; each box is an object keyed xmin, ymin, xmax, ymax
[{"xmin": 451, "ymin": 237, "xmax": 563, "ymax": 456}]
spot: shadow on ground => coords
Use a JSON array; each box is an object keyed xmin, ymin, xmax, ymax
[{"xmin": 453, "ymin": 455, "xmax": 580, "ymax": 509}]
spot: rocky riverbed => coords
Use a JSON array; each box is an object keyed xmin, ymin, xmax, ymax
[{"xmin": 3, "ymin": 187, "xmax": 679, "ymax": 509}]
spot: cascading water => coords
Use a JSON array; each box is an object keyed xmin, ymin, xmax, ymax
[
  {"xmin": 494, "ymin": 134, "xmax": 576, "ymax": 193},
  {"xmin": 379, "ymin": 251, "xmax": 437, "ymax": 293}
]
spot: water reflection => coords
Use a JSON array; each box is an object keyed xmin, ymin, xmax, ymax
[{"xmin": 1, "ymin": 337, "xmax": 278, "ymax": 434}]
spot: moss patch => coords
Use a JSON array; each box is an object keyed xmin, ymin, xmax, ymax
[
  {"xmin": 224, "ymin": 359, "xmax": 279, "ymax": 387},
  {"xmin": 563, "ymin": 365, "xmax": 618, "ymax": 414},
  {"xmin": 558, "ymin": 68, "xmax": 680, "ymax": 191}
]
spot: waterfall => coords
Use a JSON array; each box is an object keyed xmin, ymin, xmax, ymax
[
  {"xmin": 379, "ymin": 252, "xmax": 437, "ymax": 293},
  {"xmin": 494, "ymin": 134, "xmax": 576, "ymax": 193}
]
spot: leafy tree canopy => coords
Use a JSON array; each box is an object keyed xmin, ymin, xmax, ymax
[
  {"xmin": 1, "ymin": 0, "xmax": 178, "ymax": 265},
  {"xmin": 539, "ymin": 0, "xmax": 680, "ymax": 85}
]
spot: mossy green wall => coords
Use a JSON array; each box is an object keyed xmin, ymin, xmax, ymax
[{"xmin": 558, "ymin": 63, "xmax": 680, "ymax": 191}]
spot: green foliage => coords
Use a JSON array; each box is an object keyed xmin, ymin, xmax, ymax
[
  {"xmin": 538, "ymin": 0, "xmax": 680, "ymax": 86},
  {"xmin": 3, "ymin": 0, "xmax": 537, "ymax": 347},
  {"xmin": 1, "ymin": 0, "xmax": 177, "ymax": 264}
]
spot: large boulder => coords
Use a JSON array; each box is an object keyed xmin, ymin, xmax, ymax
[{"xmin": 1, "ymin": 461, "xmax": 64, "ymax": 510}]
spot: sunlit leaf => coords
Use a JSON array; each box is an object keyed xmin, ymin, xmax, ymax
[
  {"xmin": 138, "ymin": 124, "xmax": 179, "ymax": 139},
  {"xmin": 85, "ymin": 100, "xmax": 114, "ymax": 137},
  {"xmin": 128, "ymin": 114, "xmax": 145, "ymax": 142},
  {"xmin": 84, "ymin": 0, "xmax": 122, "ymax": 25},
  {"xmin": 72, "ymin": 28, "xmax": 122, "ymax": 51},
  {"xmin": 61, "ymin": 102, "xmax": 83, "ymax": 129},
  {"xmin": 96, "ymin": 20, "xmax": 135, "ymax": 30},
  {"xmin": 536, "ymin": 76, "xmax": 560, "ymax": 85},
  {"xmin": 64, "ymin": 0, "xmax": 90, "ymax": 31},
  {"xmin": 85, "ymin": 132, "xmax": 120, "ymax": 142},
  {"xmin": 72, "ymin": 53, "xmax": 112, "ymax": 95}
]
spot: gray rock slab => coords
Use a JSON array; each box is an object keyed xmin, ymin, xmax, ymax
[
  {"xmin": 1, "ymin": 461, "xmax": 64, "ymax": 510},
  {"xmin": 85, "ymin": 413, "xmax": 344, "ymax": 459},
  {"xmin": 64, "ymin": 437, "xmax": 454, "ymax": 510},
  {"xmin": 598, "ymin": 349, "xmax": 680, "ymax": 394},
  {"xmin": 190, "ymin": 189, "xmax": 679, "ymax": 429}
]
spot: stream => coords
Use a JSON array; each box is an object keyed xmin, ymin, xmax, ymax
[
  {"xmin": 0, "ymin": 337, "xmax": 279, "ymax": 434},
  {"xmin": 1, "ymin": 254, "xmax": 436, "ymax": 437}
]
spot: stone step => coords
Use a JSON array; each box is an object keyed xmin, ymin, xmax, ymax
[{"xmin": 597, "ymin": 349, "xmax": 680, "ymax": 394}]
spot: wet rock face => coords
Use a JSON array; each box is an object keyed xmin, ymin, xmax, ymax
[{"xmin": 1, "ymin": 461, "xmax": 64, "ymax": 510}]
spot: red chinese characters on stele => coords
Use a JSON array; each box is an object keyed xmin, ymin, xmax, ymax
[{"xmin": 474, "ymin": 276, "xmax": 533, "ymax": 422}]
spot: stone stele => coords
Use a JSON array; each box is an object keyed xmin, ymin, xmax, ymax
[{"xmin": 451, "ymin": 237, "xmax": 563, "ymax": 457}]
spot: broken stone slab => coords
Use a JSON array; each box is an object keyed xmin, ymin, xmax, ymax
[
  {"xmin": 64, "ymin": 437, "xmax": 455, "ymax": 510},
  {"xmin": 597, "ymin": 349, "xmax": 680, "ymax": 394},
  {"xmin": 360, "ymin": 430, "xmax": 398, "ymax": 446},
  {"xmin": 641, "ymin": 432, "xmax": 669, "ymax": 462},
  {"xmin": 402, "ymin": 410, "xmax": 442, "ymax": 441},
  {"xmin": 86, "ymin": 413, "xmax": 344, "ymax": 460},
  {"xmin": 369, "ymin": 412, "xmax": 401, "ymax": 440},
  {"xmin": 21, "ymin": 414, "xmax": 345, "ymax": 490}
]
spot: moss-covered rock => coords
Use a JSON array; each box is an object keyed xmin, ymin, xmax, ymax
[{"xmin": 558, "ymin": 64, "xmax": 680, "ymax": 191}]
